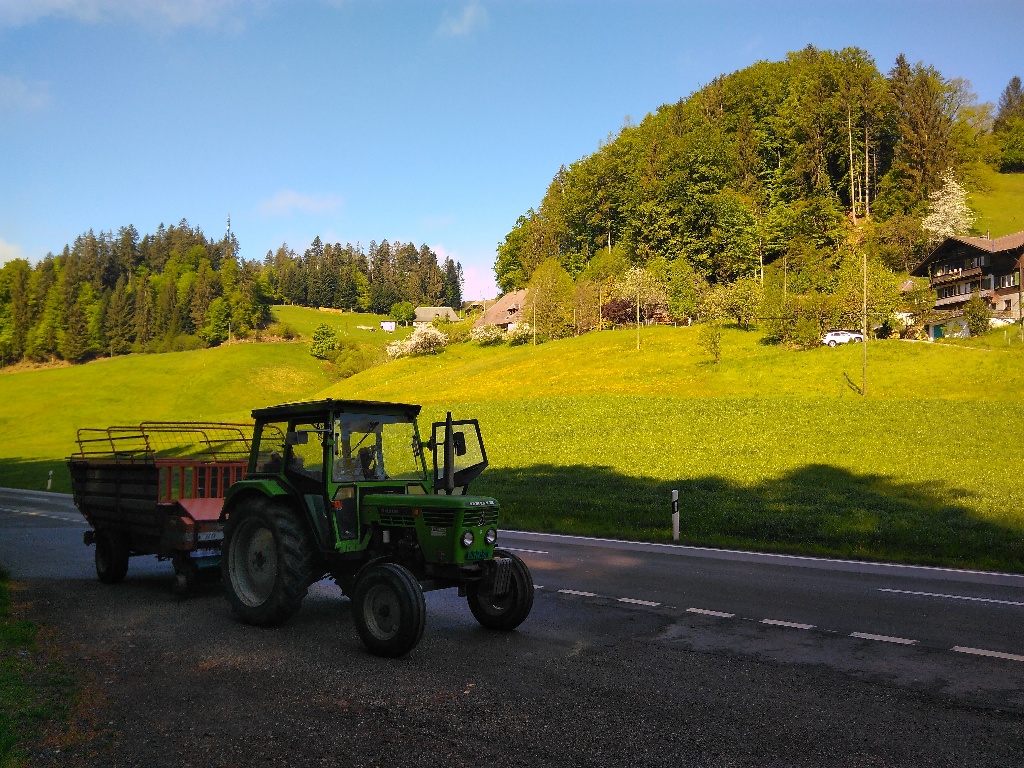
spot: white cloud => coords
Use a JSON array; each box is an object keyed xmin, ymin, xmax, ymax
[
  {"xmin": 257, "ymin": 189, "xmax": 343, "ymax": 217},
  {"xmin": 0, "ymin": 75, "xmax": 50, "ymax": 112},
  {"xmin": 0, "ymin": 238, "xmax": 29, "ymax": 265},
  {"xmin": 0, "ymin": 0, "xmax": 254, "ymax": 29},
  {"xmin": 437, "ymin": 1, "xmax": 488, "ymax": 38}
]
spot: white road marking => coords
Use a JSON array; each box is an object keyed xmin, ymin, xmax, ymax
[
  {"xmin": 850, "ymin": 632, "xmax": 918, "ymax": 645},
  {"xmin": 762, "ymin": 619, "xmax": 815, "ymax": 630},
  {"xmin": 502, "ymin": 547, "xmax": 549, "ymax": 555},
  {"xmin": 879, "ymin": 588, "xmax": 1024, "ymax": 607},
  {"xmin": 558, "ymin": 589, "xmax": 598, "ymax": 597},
  {"xmin": 687, "ymin": 608, "xmax": 735, "ymax": 618},
  {"xmin": 0, "ymin": 507, "xmax": 85, "ymax": 525},
  {"xmin": 618, "ymin": 597, "xmax": 660, "ymax": 607},
  {"xmin": 952, "ymin": 646, "xmax": 1024, "ymax": 663}
]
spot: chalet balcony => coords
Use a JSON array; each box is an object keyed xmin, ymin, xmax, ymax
[
  {"xmin": 934, "ymin": 288, "xmax": 994, "ymax": 308},
  {"xmin": 930, "ymin": 266, "xmax": 981, "ymax": 286}
]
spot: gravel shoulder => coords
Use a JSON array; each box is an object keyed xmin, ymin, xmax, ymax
[{"xmin": 17, "ymin": 573, "xmax": 1024, "ymax": 768}]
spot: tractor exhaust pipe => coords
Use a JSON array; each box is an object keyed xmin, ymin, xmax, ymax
[{"xmin": 443, "ymin": 411, "xmax": 455, "ymax": 495}]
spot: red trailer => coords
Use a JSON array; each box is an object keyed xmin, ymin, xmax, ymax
[{"xmin": 67, "ymin": 422, "xmax": 259, "ymax": 594}]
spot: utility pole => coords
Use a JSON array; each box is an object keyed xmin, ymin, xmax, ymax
[
  {"xmin": 862, "ymin": 249, "xmax": 868, "ymax": 397},
  {"xmin": 636, "ymin": 290, "xmax": 641, "ymax": 351}
]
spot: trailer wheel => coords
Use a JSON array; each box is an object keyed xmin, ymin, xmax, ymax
[
  {"xmin": 222, "ymin": 500, "xmax": 312, "ymax": 626},
  {"xmin": 352, "ymin": 563, "xmax": 426, "ymax": 658},
  {"xmin": 467, "ymin": 549, "xmax": 534, "ymax": 631},
  {"xmin": 95, "ymin": 530, "xmax": 129, "ymax": 584}
]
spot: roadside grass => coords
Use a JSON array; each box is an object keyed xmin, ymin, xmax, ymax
[
  {"xmin": 0, "ymin": 568, "xmax": 74, "ymax": 767},
  {"xmin": 0, "ymin": 342, "xmax": 332, "ymax": 493},
  {"xmin": 326, "ymin": 326, "xmax": 1024, "ymax": 572},
  {"xmin": 2, "ymin": 324, "xmax": 1022, "ymax": 571},
  {"xmin": 971, "ymin": 168, "xmax": 1024, "ymax": 237}
]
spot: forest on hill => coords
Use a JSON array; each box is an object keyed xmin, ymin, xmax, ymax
[
  {"xmin": 0, "ymin": 223, "xmax": 463, "ymax": 366},
  {"xmin": 494, "ymin": 47, "xmax": 1024, "ymax": 342}
]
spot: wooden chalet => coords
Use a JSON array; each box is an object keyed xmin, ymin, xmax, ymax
[
  {"xmin": 911, "ymin": 231, "xmax": 1024, "ymax": 338},
  {"xmin": 472, "ymin": 290, "xmax": 527, "ymax": 331}
]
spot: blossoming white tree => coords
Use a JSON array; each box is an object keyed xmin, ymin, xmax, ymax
[{"xmin": 922, "ymin": 168, "xmax": 975, "ymax": 244}]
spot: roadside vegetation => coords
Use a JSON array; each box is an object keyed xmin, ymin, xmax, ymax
[{"xmin": 0, "ymin": 568, "xmax": 76, "ymax": 766}]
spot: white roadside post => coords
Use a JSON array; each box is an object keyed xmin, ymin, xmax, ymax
[
  {"xmin": 671, "ymin": 489, "xmax": 679, "ymax": 541},
  {"xmin": 47, "ymin": 470, "xmax": 53, "ymax": 491}
]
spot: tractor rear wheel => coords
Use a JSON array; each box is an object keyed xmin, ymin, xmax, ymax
[
  {"xmin": 352, "ymin": 563, "xmax": 426, "ymax": 658},
  {"xmin": 467, "ymin": 549, "xmax": 534, "ymax": 630},
  {"xmin": 95, "ymin": 529, "xmax": 129, "ymax": 584},
  {"xmin": 222, "ymin": 500, "xmax": 312, "ymax": 627}
]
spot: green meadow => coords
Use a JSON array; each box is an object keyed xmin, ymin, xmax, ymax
[
  {"xmin": 972, "ymin": 168, "xmax": 1024, "ymax": 236},
  {"xmin": 1, "ymin": 316, "xmax": 1022, "ymax": 571}
]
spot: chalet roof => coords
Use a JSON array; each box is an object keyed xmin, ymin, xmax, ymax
[
  {"xmin": 912, "ymin": 230, "xmax": 1024, "ymax": 276},
  {"xmin": 413, "ymin": 306, "xmax": 459, "ymax": 323},
  {"xmin": 473, "ymin": 289, "xmax": 527, "ymax": 327}
]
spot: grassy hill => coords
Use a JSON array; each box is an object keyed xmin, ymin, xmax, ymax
[
  {"xmin": 2, "ymin": 324, "xmax": 1022, "ymax": 571},
  {"xmin": 972, "ymin": 168, "xmax": 1024, "ymax": 236},
  {"xmin": 0, "ymin": 341, "xmax": 331, "ymax": 491},
  {"xmin": 323, "ymin": 327, "xmax": 1024, "ymax": 571}
]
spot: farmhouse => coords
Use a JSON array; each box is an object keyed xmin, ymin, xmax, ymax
[
  {"xmin": 412, "ymin": 306, "xmax": 459, "ymax": 328},
  {"xmin": 472, "ymin": 289, "xmax": 527, "ymax": 331},
  {"xmin": 911, "ymin": 231, "xmax": 1024, "ymax": 339}
]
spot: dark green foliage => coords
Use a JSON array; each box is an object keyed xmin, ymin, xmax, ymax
[
  {"xmin": 0, "ymin": 220, "xmax": 276, "ymax": 366},
  {"xmin": 963, "ymin": 291, "xmax": 991, "ymax": 337},
  {"xmin": 495, "ymin": 46, "xmax": 987, "ymax": 297},
  {"xmin": 309, "ymin": 323, "xmax": 338, "ymax": 359}
]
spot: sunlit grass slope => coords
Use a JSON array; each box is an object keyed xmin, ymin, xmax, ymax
[
  {"xmin": 324, "ymin": 327, "xmax": 1024, "ymax": 571},
  {"xmin": 0, "ymin": 342, "xmax": 330, "ymax": 492},
  {"xmin": 972, "ymin": 168, "xmax": 1024, "ymax": 236},
  {"xmin": 272, "ymin": 306, "xmax": 412, "ymax": 346}
]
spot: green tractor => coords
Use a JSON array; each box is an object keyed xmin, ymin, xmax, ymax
[{"xmin": 220, "ymin": 398, "xmax": 533, "ymax": 657}]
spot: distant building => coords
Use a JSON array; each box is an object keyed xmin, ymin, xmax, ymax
[
  {"xmin": 911, "ymin": 231, "xmax": 1024, "ymax": 339},
  {"xmin": 380, "ymin": 320, "xmax": 396, "ymax": 332},
  {"xmin": 412, "ymin": 306, "xmax": 460, "ymax": 328},
  {"xmin": 472, "ymin": 290, "xmax": 527, "ymax": 331}
]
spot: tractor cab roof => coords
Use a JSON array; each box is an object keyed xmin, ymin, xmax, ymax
[{"xmin": 251, "ymin": 398, "xmax": 422, "ymax": 423}]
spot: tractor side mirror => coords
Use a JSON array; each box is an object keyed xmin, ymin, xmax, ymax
[
  {"xmin": 453, "ymin": 432, "xmax": 467, "ymax": 457},
  {"xmin": 285, "ymin": 431, "xmax": 309, "ymax": 446}
]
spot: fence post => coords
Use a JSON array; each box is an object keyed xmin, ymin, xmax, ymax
[
  {"xmin": 47, "ymin": 470, "xmax": 53, "ymax": 491},
  {"xmin": 671, "ymin": 489, "xmax": 679, "ymax": 541}
]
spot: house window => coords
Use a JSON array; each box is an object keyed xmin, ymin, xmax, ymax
[{"xmin": 998, "ymin": 271, "xmax": 1020, "ymax": 289}]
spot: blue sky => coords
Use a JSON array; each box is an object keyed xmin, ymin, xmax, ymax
[{"xmin": 1, "ymin": 0, "xmax": 1022, "ymax": 299}]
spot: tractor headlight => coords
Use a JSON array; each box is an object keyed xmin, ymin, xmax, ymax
[
  {"xmin": 484, "ymin": 528, "xmax": 497, "ymax": 545},
  {"xmin": 460, "ymin": 530, "xmax": 475, "ymax": 548}
]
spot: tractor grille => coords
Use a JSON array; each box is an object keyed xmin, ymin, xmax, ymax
[
  {"xmin": 422, "ymin": 510, "xmax": 457, "ymax": 528},
  {"xmin": 465, "ymin": 508, "xmax": 499, "ymax": 528},
  {"xmin": 377, "ymin": 507, "xmax": 416, "ymax": 527}
]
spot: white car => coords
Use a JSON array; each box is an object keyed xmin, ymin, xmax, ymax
[{"xmin": 821, "ymin": 330, "xmax": 864, "ymax": 347}]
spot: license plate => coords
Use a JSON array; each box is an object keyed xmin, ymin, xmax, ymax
[{"xmin": 466, "ymin": 549, "xmax": 489, "ymax": 561}]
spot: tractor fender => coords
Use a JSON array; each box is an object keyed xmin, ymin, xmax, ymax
[{"xmin": 220, "ymin": 479, "xmax": 291, "ymax": 522}]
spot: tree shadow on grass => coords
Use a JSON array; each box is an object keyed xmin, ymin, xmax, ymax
[
  {"xmin": 475, "ymin": 463, "xmax": 1024, "ymax": 573},
  {"xmin": 0, "ymin": 458, "xmax": 71, "ymax": 494}
]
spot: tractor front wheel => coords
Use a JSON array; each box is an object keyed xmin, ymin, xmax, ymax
[
  {"xmin": 352, "ymin": 563, "xmax": 426, "ymax": 658},
  {"xmin": 95, "ymin": 529, "xmax": 129, "ymax": 584},
  {"xmin": 222, "ymin": 500, "xmax": 312, "ymax": 626},
  {"xmin": 467, "ymin": 549, "xmax": 534, "ymax": 631}
]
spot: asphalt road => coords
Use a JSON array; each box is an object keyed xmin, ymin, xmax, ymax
[{"xmin": 2, "ymin": 487, "xmax": 1023, "ymax": 766}]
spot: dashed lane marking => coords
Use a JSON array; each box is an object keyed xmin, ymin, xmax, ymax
[
  {"xmin": 879, "ymin": 588, "xmax": 1024, "ymax": 607},
  {"xmin": 762, "ymin": 619, "xmax": 815, "ymax": 630},
  {"xmin": 687, "ymin": 607, "xmax": 736, "ymax": 618},
  {"xmin": 502, "ymin": 547, "xmax": 549, "ymax": 555},
  {"xmin": 0, "ymin": 507, "xmax": 85, "ymax": 525},
  {"xmin": 952, "ymin": 646, "xmax": 1024, "ymax": 663},
  {"xmin": 850, "ymin": 632, "xmax": 918, "ymax": 645},
  {"xmin": 618, "ymin": 597, "xmax": 660, "ymax": 607},
  {"xmin": 558, "ymin": 589, "xmax": 598, "ymax": 597}
]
